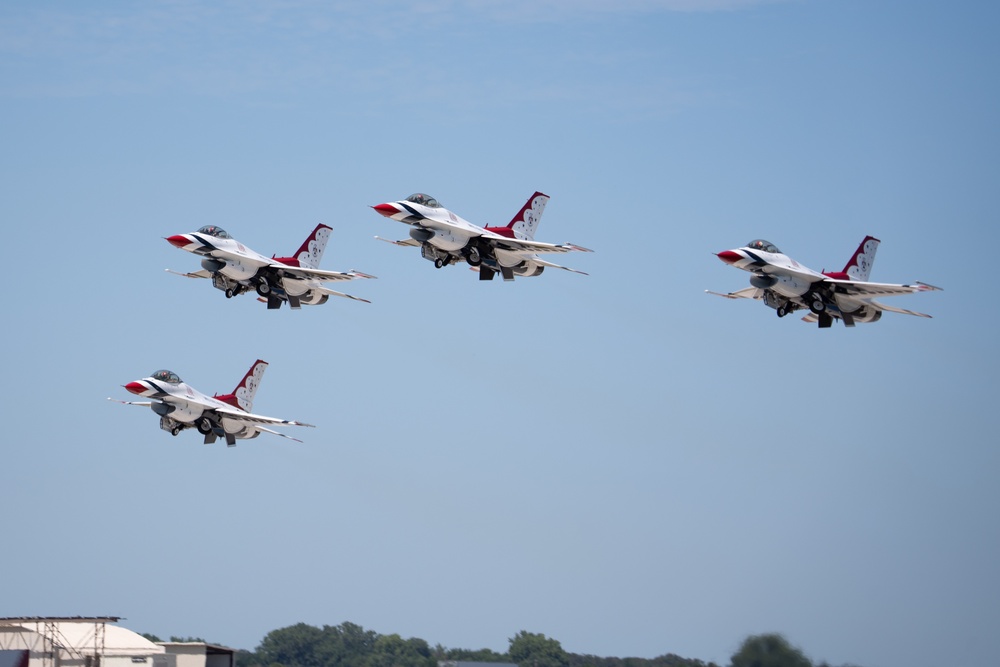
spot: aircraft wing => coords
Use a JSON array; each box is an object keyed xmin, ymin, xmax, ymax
[
  {"xmin": 705, "ymin": 287, "xmax": 765, "ymax": 300},
  {"xmin": 271, "ymin": 264, "xmax": 375, "ymax": 283},
  {"xmin": 108, "ymin": 397, "xmax": 153, "ymax": 407},
  {"xmin": 375, "ymin": 235, "xmax": 420, "ymax": 248},
  {"xmin": 485, "ymin": 235, "xmax": 593, "ymax": 255},
  {"xmin": 213, "ymin": 405, "xmax": 315, "ymax": 429},
  {"xmin": 166, "ymin": 268, "xmax": 212, "ymax": 279},
  {"xmin": 825, "ymin": 278, "xmax": 942, "ymax": 298}
]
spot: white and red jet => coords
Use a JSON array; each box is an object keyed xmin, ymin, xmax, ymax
[
  {"xmin": 709, "ymin": 236, "xmax": 941, "ymax": 328},
  {"xmin": 166, "ymin": 224, "xmax": 374, "ymax": 309},
  {"xmin": 110, "ymin": 360, "xmax": 314, "ymax": 446},
  {"xmin": 372, "ymin": 192, "xmax": 591, "ymax": 281}
]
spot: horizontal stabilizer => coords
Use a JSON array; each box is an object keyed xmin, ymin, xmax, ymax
[
  {"xmin": 315, "ymin": 286, "xmax": 372, "ymax": 303},
  {"xmin": 257, "ymin": 425, "xmax": 305, "ymax": 443},
  {"xmin": 534, "ymin": 258, "xmax": 589, "ymax": 275}
]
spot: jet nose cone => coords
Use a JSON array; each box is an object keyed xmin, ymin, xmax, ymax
[
  {"xmin": 166, "ymin": 234, "xmax": 191, "ymax": 248},
  {"xmin": 372, "ymin": 203, "xmax": 398, "ymax": 218},
  {"xmin": 716, "ymin": 250, "xmax": 743, "ymax": 265},
  {"xmin": 124, "ymin": 381, "xmax": 146, "ymax": 395}
]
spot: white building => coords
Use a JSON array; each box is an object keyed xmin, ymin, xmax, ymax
[{"xmin": 0, "ymin": 618, "xmax": 232, "ymax": 667}]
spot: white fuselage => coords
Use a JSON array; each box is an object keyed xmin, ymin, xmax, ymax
[
  {"xmin": 125, "ymin": 378, "xmax": 257, "ymax": 438},
  {"xmin": 398, "ymin": 201, "xmax": 480, "ymax": 251},
  {"xmin": 377, "ymin": 201, "xmax": 539, "ymax": 268},
  {"xmin": 720, "ymin": 247, "xmax": 825, "ymax": 298},
  {"xmin": 179, "ymin": 233, "xmax": 272, "ymax": 280}
]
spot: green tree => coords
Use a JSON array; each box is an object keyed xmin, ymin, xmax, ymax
[
  {"xmin": 440, "ymin": 647, "xmax": 510, "ymax": 662},
  {"xmin": 366, "ymin": 634, "xmax": 434, "ymax": 667},
  {"xmin": 508, "ymin": 631, "xmax": 569, "ymax": 667},
  {"xmin": 140, "ymin": 633, "xmax": 163, "ymax": 644},
  {"xmin": 257, "ymin": 623, "xmax": 327, "ymax": 667},
  {"xmin": 729, "ymin": 634, "xmax": 811, "ymax": 667}
]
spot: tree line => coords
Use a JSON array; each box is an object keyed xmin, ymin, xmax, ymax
[{"xmin": 145, "ymin": 623, "xmax": 861, "ymax": 667}]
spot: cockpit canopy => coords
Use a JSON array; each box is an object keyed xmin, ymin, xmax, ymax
[
  {"xmin": 406, "ymin": 193, "xmax": 440, "ymax": 208},
  {"xmin": 197, "ymin": 225, "xmax": 231, "ymax": 239},
  {"xmin": 151, "ymin": 369, "xmax": 182, "ymax": 384},
  {"xmin": 746, "ymin": 239, "xmax": 780, "ymax": 254}
]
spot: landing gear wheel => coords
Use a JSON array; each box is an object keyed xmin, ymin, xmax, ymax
[
  {"xmin": 196, "ymin": 418, "xmax": 213, "ymax": 434},
  {"xmin": 809, "ymin": 299, "xmax": 826, "ymax": 314},
  {"xmin": 256, "ymin": 281, "xmax": 271, "ymax": 297},
  {"xmin": 466, "ymin": 247, "xmax": 482, "ymax": 267},
  {"xmin": 777, "ymin": 304, "xmax": 788, "ymax": 318},
  {"xmin": 434, "ymin": 258, "xmax": 444, "ymax": 269},
  {"xmin": 225, "ymin": 288, "xmax": 235, "ymax": 298},
  {"xmin": 170, "ymin": 425, "xmax": 182, "ymax": 436}
]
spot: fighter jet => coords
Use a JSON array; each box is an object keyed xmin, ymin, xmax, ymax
[
  {"xmin": 166, "ymin": 224, "xmax": 374, "ymax": 309},
  {"xmin": 708, "ymin": 236, "xmax": 941, "ymax": 328},
  {"xmin": 372, "ymin": 192, "xmax": 591, "ymax": 281},
  {"xmin": 110, "ymin": 360, "xmax": 314, "ymax": 446}
]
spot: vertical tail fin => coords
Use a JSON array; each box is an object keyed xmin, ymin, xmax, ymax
[
  {"xmin": 505, "ymin": 192, "xmax": 549, "ymax": 241},
  {"xmin": 216, "ymin": 359, "xmax": 268, "ymax": 412},
  {"xmin": 292, "ymin": 224, "xmax": 333, "ymax": 269},
  {"xmin": 841, "ymin": 235, "xmax": 880, "ymax": 281}
]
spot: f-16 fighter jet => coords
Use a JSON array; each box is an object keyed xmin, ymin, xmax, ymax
[
  {"xmin": 372, "ymin": 192, "xmax": 591, "ymax": 281},
  {"xmin": 166, "ymin": 224, "xmax": 374, "ymax": 309},
  {"xmin": 709, "ymin": 236, "xmax": 941, "ymax": 328},
  {"xmin": 110, "ymin": 360, "xmax": 314, "ymax": 446}
]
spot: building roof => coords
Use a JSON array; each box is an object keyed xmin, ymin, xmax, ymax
[{"xmin": 0, "ymin": 619, "xmax": 163, "ymax": 656}]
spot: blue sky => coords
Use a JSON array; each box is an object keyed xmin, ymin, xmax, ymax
[{"xmin": 1, "ymin": 2, "xmax": 997, "ymax": 667}]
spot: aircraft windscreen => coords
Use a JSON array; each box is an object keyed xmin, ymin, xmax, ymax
[
  {"xmin": 151, "ymin": 370, "xmax": 182, "ymax": 384},
  {"xmin": 747, "ymin": 239, "xmax": 780, "ymax": 253},
  {"xmin": 197, "ymin": 225, "xmax": 231, "ymax": 238},
  {"xmin": 406, "ymin": 193, "xmax": 440, "ymax": 208}
]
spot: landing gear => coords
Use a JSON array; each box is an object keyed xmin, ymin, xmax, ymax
[
  {"xmin": 196, "ymin": 417, "xmax": 214, "ymax": 435},
  {"xmin": 434, "ymin": 258, "xmax": 444, "ymax": 269},
  {"xmin": 170, "ymin": 424, "xmax": 182, "ymax": 436},
  {"xmin": 776, "ymin": 304, "xmax": 789, "ymax": 318},
  {"xmin": 808, "ymin": 294, "xmax": 826, "ymax": 314},
  {"xmin": 465, "ymin": 246, "xmax": 482, "ymax": 267},
  {"xmin": 225, "ymin": 288, "xmax": 235, "ymax": 298},
  {"xmin": 256, "ymin": 280, "xmax": 271, "ymax": 297}
]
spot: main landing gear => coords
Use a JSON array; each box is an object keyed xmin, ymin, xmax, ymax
[
  {"xmin": 464, "ymin": 246, "xmax": 482, "ymax": 267},
  {"xmin": 807, "ymin": 294, "xmax": 826, "ymax": 314}
]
